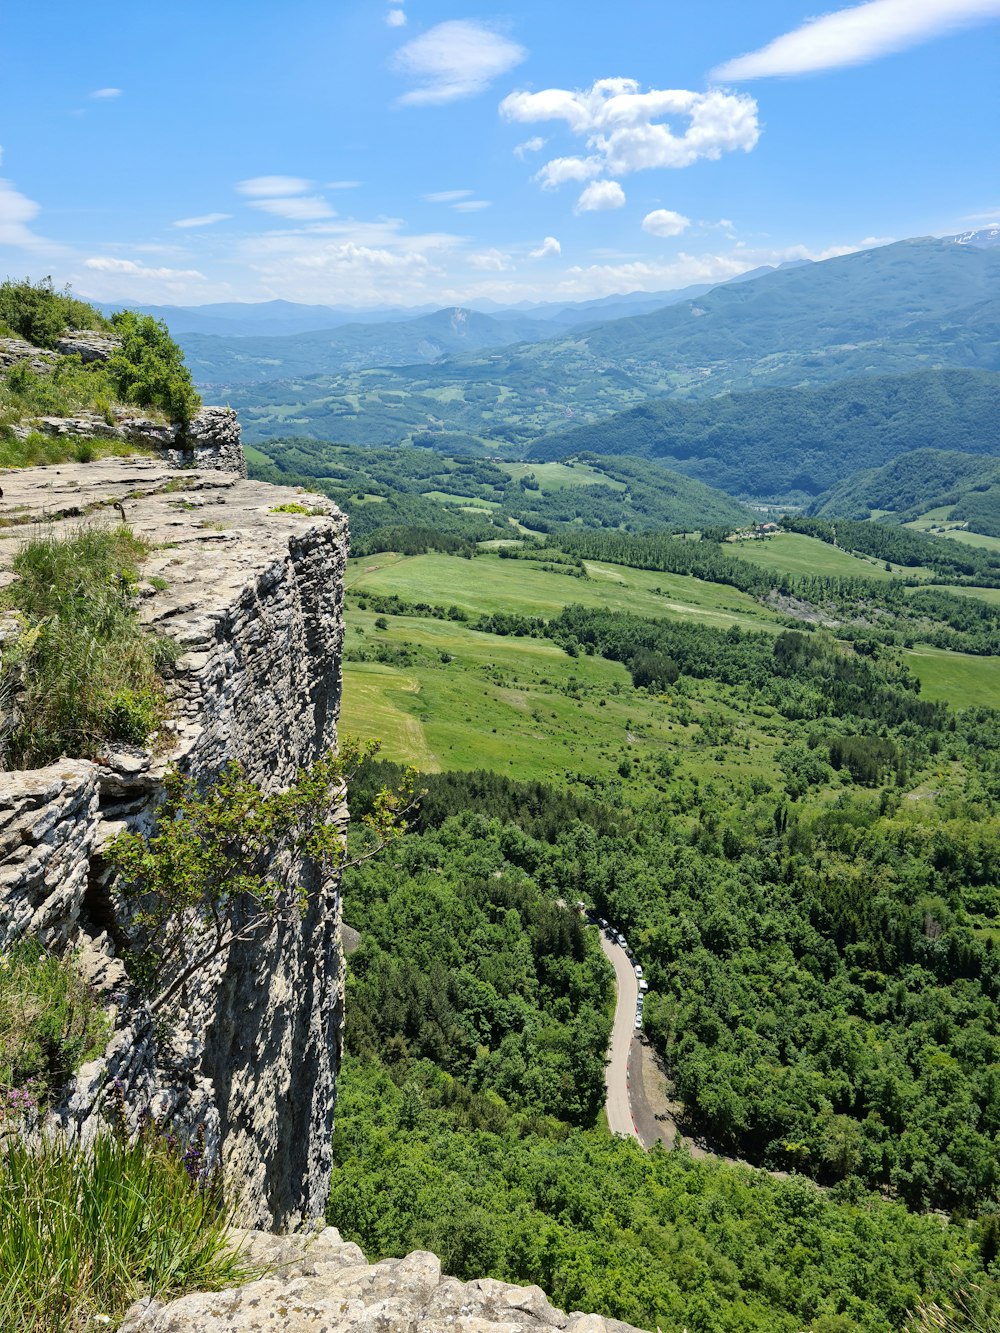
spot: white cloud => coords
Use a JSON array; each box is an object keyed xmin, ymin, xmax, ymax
[
  {"xmin": 393, "ymin": 20, "xmax": 526, "ymax": 105},
  {"xmin": 0, "ymin": 178, "xmax": 44, "ymax": 247},
  {"xmin": 84, "ymin": 257, "xmax": 206, "ymax": 280},
  {"xmin": 424, "ymin": 189, "xmax": 474, "ymax": 203},
  {"xmin": 237, "ymin": 175, "xmax": 312, "ymax": 197},
  {"xmin": 529, "ymin": 236, "xmax": 561, "ymax": 259},
  {"xmin": 576, "ymin": 180, "xmax": 626, "ymax": 213},
  {"xmin": 90, "ymin": 87, "xmax": 122, "ymax": 99},
  {"xmin": 249, "ymin": 195, "xmax": 336, "ymax": 220},
  {"xmin": 501, "ymin": 79, "xmax": 759, "ymax": 193},
  {"xmin": 172, "ymin": 212, "xmax": 231, "ymax": 228},
  {"xmin": 642, "ymin": 209, "xmax": 691, "ymax": 238},
  {"xmin": 326, "ymin": 180, "xmax": 362, "ymax": 190},
  {"xmin": 387, "ymin": 8, "xmax": 406, "ymax": 26},
  {"xmin": 453, "ymin": 200, "xmax": 491, "ymax": 212},
  {"xmin": 712, "ymin": 0, "xmax": 1000, "ymax": 80},
  {"xmin": 469, "ymin": 248, "xmax": 512, "ymax": 271},
  {"xmin": 514, "ymin": 136, "xmax": 546, "ymax": 159}
]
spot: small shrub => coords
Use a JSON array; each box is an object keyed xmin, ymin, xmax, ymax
[
  {"xmin": 0, "ymin": 277, "xmax": 110, "ymax": 349},
  {"xmin": 108, "ymin": 311, "xmax": 201, "ymax": 425}
]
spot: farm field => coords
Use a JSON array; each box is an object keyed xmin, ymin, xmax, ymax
[
  {"xmin": 727, "ymin": 531, "xmax": 914, "ymax": 580},
  {"xmin": 346, "ymin": 550, "xmax": 783, "ymax": 631},
  {"xmin": 498, "ymin": 460, "xmax": 628, "ymax": 492},
  {"xmin": 904, "ymin": 643, "xmax": 1000, "ymax": 709},
  {"xmin": 341, "ymin": 608, "xmax": 784, "ymax": 787}
]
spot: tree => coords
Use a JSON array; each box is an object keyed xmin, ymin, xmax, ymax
[{"xmin": 107, "ymin": 739, "xmax": 418, "ymax": 1014}]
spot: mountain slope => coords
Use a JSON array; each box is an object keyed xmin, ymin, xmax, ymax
[
  {"xmin": 225, "ymin": 239, "xmax": 1000, "ymax": 448},
  {"xmin": 179, "ymin": 308, "xmax": 558, "ymax": 385},
  {"xmin": 526, "ymin": 369, "xmax": 1000, "ymax": 500},
  {"xmin": 811, "ymin": 448, "xmax": 1000, "ymax": 521}
]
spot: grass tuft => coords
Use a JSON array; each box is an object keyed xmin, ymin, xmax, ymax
[
  {"xmin": 0, "ymin": 1126, "xmax": 252, "ymax": 1331},
  {"xmin": 2, "ymin": 525, "xmax": 176, "ymax": 766}
]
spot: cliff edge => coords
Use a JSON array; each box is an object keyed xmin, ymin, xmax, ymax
[{"xmin": 0, "ymin": 452, "xmax": 348, "ymax": 1228}]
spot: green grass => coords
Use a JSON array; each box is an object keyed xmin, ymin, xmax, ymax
[
  {"xmin": 0, "ymin": 937, "xmax": 109, "ymax": 1109},
  {"xmin": 1, "ymin": 526, "xmax": 173, "ymax": 766},
  {"xmin": 904, "ymin": 643, "xmax": 1000, "ymax": 709},
  {"xmin": 347, "ymin": 550, "xmax": 782, "ymax": 631},
  {"xmin": 342, "ymin": 608, "xmax": 784, "ymax": 789},
  {"xmin": 499, "ymin": 460, "xmax": 628, "ymax": 492},
  {"xmin": 0, "ymin": 431, "xmax": 146, "ymax": 470},
  {"xmin": 0, "ymin": 1128, "xmax": 251, "ymax": 1332},
  {"xmin": 727, "ymin": 531, "xmax": 912, "ymax": 580}
]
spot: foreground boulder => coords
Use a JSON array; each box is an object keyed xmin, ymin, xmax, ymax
[{"xmin": 119, "ymin": 1228, "xmax": 642, "ymax": 1333}]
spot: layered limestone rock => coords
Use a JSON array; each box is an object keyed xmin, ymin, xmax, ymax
[
  {"xmin": 10, "ymin": 405, "xmax": 247, "ymax": 476},
  {"xmin": 119, "ymin": 1229, "xmax": 644, "ymax": 1333},
  {"xmin": 0, "ymin": 458, "xmax": 347, "ymax": 1227}
]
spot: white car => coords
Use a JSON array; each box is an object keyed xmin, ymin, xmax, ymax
[
  {"xmin": 639, "ymin": 979, "xmax": 649, "ymax": 993},
  {"xmin": 634, "ymin": 1013, "xmax": 642, "ymax": 1029},
  {"xmin": 634, "ymin": 964, "xmax": 643, "ymax": 979}
]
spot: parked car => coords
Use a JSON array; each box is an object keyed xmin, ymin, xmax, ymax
[
  {"xmin": 598, "ymin": 918, "xmax": 608, "ymax": 930},
  {"xmin": 639, "ymin": 979, "xmax": 649, "ymax": 993},
  {"xmin": 634, "ymin": 1013, "xmax": 642, "ymax": 1029},
  {"xmin": 617, "ymin": 933, "xmax": 627, "ymax": 948},
  {"xmin": 634, "ymin": 964, "xmax": 643, "ymax": 979}
]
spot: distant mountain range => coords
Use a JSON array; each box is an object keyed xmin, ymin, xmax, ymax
[{"xmin": 213, "ymin": 237, "xmax": 1000, "ymax": 460}]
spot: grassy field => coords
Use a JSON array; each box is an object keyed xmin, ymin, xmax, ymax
[
  {"xmin": 727, "ymin": 532, "xmax": 914, "ymax": 581},
  {"xmin": 904, "ymin": 643, "xmax": 1000, "ymax": 710},
  {"xmin": 906, "ymin": 510, "xmax": 1000, "ymax": 553},
  {"xmin": 347, "ymin": 551, "xmax": 783, "ymax": 631},
  {"xmin": 498, "ymin": 460, "xmax": 627, "ymax": 492},
  {"xmin": 341, "ymin": 609, "xmax": 785, "ymax": 789}
]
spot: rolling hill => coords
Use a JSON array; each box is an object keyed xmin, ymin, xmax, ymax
[
  {"xmin": 526, "ymin": 369, "xmax": 1000, "ymax": 501},
  {"xmin": 811, "ymin": 448, "xmax": 1000, "ymax": 525}
]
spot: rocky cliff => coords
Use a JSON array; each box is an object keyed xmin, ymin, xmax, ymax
[{"xmin": 0, "ymin": 447, "xmax": 348, "ymax": 1228}]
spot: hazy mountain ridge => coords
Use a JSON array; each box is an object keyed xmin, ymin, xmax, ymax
[{"xmin": 218, "ymin": 239, "xmax": 1000, "ymax": 451}]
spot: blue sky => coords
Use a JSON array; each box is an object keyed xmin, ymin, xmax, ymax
[{"xmin": 1, "ymin": 0, "xmax": 998, "ymax": 308}]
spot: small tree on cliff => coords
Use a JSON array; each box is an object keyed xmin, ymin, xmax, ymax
[{"xmin": 107, "ymin": 739, "xmax": 418, "ymax": 1015}]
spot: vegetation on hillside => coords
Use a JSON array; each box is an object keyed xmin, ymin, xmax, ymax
[
  {"xmin": 0, "ymin": 279, "xmax": 202, "ymax": 429},
  {"xmin": 248, "ymin": 439, "xmax": 750, "ymax": 546},
  {"xmin": 330, "ymin": 764, "xmax": 1000, "ymax": 1332},
  {"xmin": 0, "ymin": 526, "xmax": 173, "ymax": 767},
  {"xmin": 811, "ymin": 449, "xmax": 1000, "ymax": 528},
  {"xmin": 529, "ymin": 371, "xmax": 1000, "ymax": 501}
]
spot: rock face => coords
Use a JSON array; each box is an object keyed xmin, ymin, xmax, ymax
[
  {"xmin": 0, "ymin": 459, "xmax": 348, "ymax": 1228},
  {"xmin": 119, "ymin": 1229, "xmax": 644, "ymax": 1333},
  {"xmin": 12, "ymin": 405, "xmax": 248, "ymax": 477}
]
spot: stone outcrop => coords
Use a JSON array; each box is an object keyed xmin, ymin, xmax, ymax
[
  {"xmin": 0, "ymin": 335, "xmax": 57, "ymax": 373},
  {"xmin": 11, "ymin": 405, "xmax": 248, "ymax": 477},
  {"xmin": 0, "ymin": 459, "xmax": 348, "ymax": 1228},
  {"xmin": 55, "ymin": 331, "xmax": 120, "ymax": 362},
  {"xmin": 119, "ymin": 1229, "xmax": 643, "ymax": 1333}
]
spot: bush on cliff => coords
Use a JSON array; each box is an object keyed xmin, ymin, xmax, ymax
[
  {"xmin": 107, "ymin": 310, "xmax": 201, "ymax": 426},
  {"xmin": 0, "ymin": 277, "xmax": 111, "ymax": 348}
]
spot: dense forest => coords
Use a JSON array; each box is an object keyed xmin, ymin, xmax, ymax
[
  {"xmin": 528, "ymin": 370, "xmax": 1000, "ymax": 500},
  {"xmin": 811, "ymin": 448, "xmax": 1000, "ymax": 527}
]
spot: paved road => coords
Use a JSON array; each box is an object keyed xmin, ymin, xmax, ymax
[{"xmin": 598, "ymin": 930, "xmax": 641, "ymax": 1140}]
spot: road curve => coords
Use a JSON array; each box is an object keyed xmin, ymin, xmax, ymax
[{"xmin": 598, "ymin": 930, "xmax": 640, "ymax": 1140}]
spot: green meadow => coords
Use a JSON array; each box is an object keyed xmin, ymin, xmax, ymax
[
  {"xmin": 905, "ymin": 643, "xmax": 1000, "ymax": 709},
  {"xmin": 727, "ymin": 531, "xmax": 912, "ymax": 580},
  {"xmin": 341, "ymin": 608, "xmax": 784, "ymax": 788},
  {"xmin": 347, "ymin": 550, "xmax": 782, "ymax": 631}
]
